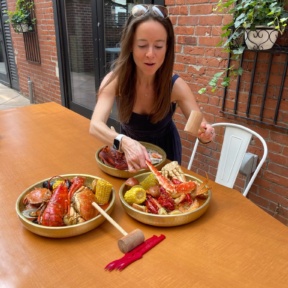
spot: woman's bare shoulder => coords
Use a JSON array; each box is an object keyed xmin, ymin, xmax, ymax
[
  {"xmin": 101, "ymin": 71, "xmax": 117, "ymax": 86},
  {"xmin": 171, "ymin": 76, "xmax": 193, "ymax": 101},
  {"xmin": 97, "ymin": 72, "xmax": 119, "ymax": 99}
]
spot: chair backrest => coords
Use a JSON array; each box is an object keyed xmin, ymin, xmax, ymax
[{"xmin": 187, "ymin": 123, "xmax": 268, "ymax": 197}]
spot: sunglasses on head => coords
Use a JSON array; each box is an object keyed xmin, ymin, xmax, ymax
[{"xmin": 131, "ymin": 5, "xmax": 168, "ymax": 19}]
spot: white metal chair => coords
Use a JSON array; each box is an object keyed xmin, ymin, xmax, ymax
[{"xmin": 187, "ymin": 123, "xmax": 268, "ymax": 197}]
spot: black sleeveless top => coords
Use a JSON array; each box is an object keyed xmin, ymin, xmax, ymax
[{"xmin": 120, "ymin": 74, "xmax": 182, "ymax": 164}]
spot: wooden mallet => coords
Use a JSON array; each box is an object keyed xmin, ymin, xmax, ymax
[
  {"xmin": 92, "ymin": 202, "xmax": 145, "ymax": 253},
  {"xmin": 184, "ymin": 110, "xmax": 203, "ymax": 137}
]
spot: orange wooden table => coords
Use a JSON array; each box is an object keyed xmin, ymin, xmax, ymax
[{"xmin": 1, "ymin": 102, "xmax": 287, "ymax": 287}]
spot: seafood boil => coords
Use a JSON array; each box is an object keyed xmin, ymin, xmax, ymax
[
  {"xmin": 22, "ymin": 175, "xmax": 113, "ymax": 227},
  {"xmin": 99, "ymin": 145, "xmax": 163, "ymax": 170},
  {"xmin": 123, "ymin": 161, "xmax": 210, "ymax": 215}
]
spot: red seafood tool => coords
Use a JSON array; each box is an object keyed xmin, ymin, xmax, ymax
[{"xmin": 105, "ymin": 234, "xmax": 165, "ymax": 271}]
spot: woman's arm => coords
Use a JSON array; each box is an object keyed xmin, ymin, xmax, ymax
[
  {"xmin": 90, "ymin": 72, "xmax": 119, "ymax": 145},
  {"xmin": 89, "ymin": 73, "xmax": 149, "ymax": 172},
  {"xmin": 171, "ymin": 76, "xmax": 215, "ymax": 143}
]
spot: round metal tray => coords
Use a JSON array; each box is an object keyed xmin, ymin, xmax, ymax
[
  {"xmin": 119, "ymin": 172, "xmax": 211, "ymax": 227},
  {"xmin": 95, "ymin": 141, "xmax": 166, "ymax": 179},
  {"xmin": 16, "ymin": 174, "xmax": 115, "ymax": 238}
]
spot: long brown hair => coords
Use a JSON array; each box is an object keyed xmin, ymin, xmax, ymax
[{"xmin": 102, "ymin": 9, "xmax": 175, "ymax": 124}]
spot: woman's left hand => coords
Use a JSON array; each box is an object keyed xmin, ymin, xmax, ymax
[{"xmin": 198, "ymin": 122, "xmax": 215, "ymax": 144}]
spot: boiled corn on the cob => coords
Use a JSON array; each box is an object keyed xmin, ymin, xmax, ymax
[
  {"xmin": 140, "ymin": 173, "xmax": 158, "ymax": 190},
  {"xmin": 124, "ymin": 185, "xmax": 146, "ymax": 204},
  {"xmin": 95, "ymin": 178, "xmax": 113, "ymax": 205}
]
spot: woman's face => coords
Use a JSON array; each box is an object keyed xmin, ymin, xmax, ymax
[{"xmin": 132, "ymin": 19, "xmax": 167, "ymax": 76}]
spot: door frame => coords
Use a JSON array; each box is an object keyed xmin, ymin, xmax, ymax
[{"xmin": 53, "ymin": 0, "xmax": 106, "ymax": 119}]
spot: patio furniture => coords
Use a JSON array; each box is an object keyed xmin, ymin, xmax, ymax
[
  {"xmin": 187, "ymin": 123, "xmax": 268, "ymax": 197},
  {"xmin": 105, "ymin": 46, "xmax": 121, "ymax": 61}
]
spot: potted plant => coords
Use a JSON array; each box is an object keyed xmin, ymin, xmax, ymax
[
  {"xmin": 199, "ymin": 0, "xmax": 288, "ymax": 93},
  {"xmin": 6, "ymin": 0, "xmax": 36, "ymax": 33},
  {"xmin": 224, "ymin": 0, "xmax": 288, "ymax": 51}
]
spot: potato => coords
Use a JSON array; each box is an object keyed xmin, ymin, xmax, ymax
[
  {"xmin": 147, "ymin": 185, "xmax": 160, "ymax": 198},
  {"xmin": 125, "ymin": 177, "xmax": 139, "ymax": 187}
]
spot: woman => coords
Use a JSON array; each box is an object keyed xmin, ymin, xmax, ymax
[{"xmin": 90, "ymin": 4, "xmax": 214, "ymax": 172}]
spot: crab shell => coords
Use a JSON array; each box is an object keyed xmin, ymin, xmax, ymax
[
  {"xmin": 23, "ymin": 187, "xmax": 52, "ymax": 206},
  {"xmin": 64, "ymin": 187, "xmax": 99, "ymax": 225}
]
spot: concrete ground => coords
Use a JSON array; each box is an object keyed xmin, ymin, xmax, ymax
[{"xmin": 0, "ymin": 83, "xmax": 31, "ymax": 110}]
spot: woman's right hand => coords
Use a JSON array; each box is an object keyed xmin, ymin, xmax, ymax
[{"xmin": 121, "ymin": 137, "xmax": 150, "ymax": 172}]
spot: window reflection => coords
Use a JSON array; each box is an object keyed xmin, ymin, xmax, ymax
[{"xmin": 65, "ymin": 0, "xmax": 96, "ymax": 110}]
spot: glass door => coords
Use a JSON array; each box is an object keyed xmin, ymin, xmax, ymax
[
  {"xmin": 54, "ymin": 0, "xmax": 105, "ymax": 118},
  {"xmin": 54, "ymin": 0, "xmax": 132, "ymax": 122},
  {"xmin": 61, "ymin": 0, "xmax": 104, "ymax": 117},
  {"xmin": 103, "ymin": 0, "xmax": 130, "ymax": 129}
]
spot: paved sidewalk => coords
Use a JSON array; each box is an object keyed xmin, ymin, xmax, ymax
[{"xmin": 0, "ymin": 83, "xmax": 31, "ymax": 110}]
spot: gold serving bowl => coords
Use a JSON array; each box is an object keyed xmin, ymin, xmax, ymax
[
  {"xmin": 119, "ymin": 172, "xmax": 211, "ymax": 227},
  {"xmin": 95, "ymin": 141, "xmax": 167, "ymax": 179},
  {"xmin": 16, "ymin": 174, "xmax": 115, "ymax": 238}
]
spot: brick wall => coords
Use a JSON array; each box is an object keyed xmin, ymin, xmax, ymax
[
  {"xmin": 168, "ymin": 0, "xmax": 288, "ymax": 226},
  {"xmin": 7, "ymin": 0, "xmax": 61, "ymax": 104}
]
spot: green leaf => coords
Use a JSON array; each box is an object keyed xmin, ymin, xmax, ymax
[
  {"xmin": 198, "ymin": 88, "xmax": 207, "ymax": 94},
  {"xmin": 232, "ymin": 46, "xmax": 245, "ymax": 55}
]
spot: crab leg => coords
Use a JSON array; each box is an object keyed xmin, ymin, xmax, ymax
[
  {"xmin": 145, "ymin": 160, "xmax": 175, "ymax": 193},
  {"xmin": 146, "ymin": 160, "xmax": 197, "ymax": 197}
]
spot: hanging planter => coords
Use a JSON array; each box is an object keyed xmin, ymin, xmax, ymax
[
  {"xmin": 12, "ymin": 23, "xmax": 32, "ymax": 33},
  {"xmin": 245, "ymin": 26, "xmax": 279, "ymax": 50},
  {"xmin": 5, "ymin": 0, "xmax": 36, "ymax": 34},
  {"xmin": 198, "ymin": 0, "xmax": 288, "ymax": 94},
  {"xmin": 222, "ymin": 0, "xmax": 288, "ymax": 52}
]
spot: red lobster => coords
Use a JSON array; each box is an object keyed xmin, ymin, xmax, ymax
[
  {"xmin": 38, "ymin": 176, "xmax": 85, "ymax": 226},
  {"xmin": 38, "ymin": 183, "xmax": 68, "ymax": 226},
  {"xmin": 99, "ymin": 146, "xmax": 128, "ymax": 170}
]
